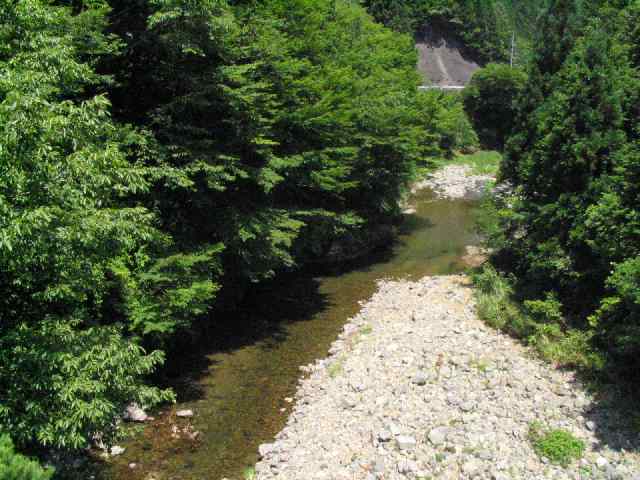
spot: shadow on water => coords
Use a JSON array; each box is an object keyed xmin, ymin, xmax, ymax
[{"xmin": 99, "ymin": 189, "xmax": 482, "ymax": 480}]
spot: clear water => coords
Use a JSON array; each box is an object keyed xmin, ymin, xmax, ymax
[{"xmin": 102, "ymin": 189, "xmax": 480, "ymax": 480}]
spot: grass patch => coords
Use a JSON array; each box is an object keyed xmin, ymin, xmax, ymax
[
  {"xmin": 470, "ymin": 358, "xmax": 489, "ymax": 373},
  {"xmin": 243, "ymin": 467, "xmax": 256, "ymax": 480},
  {"xmin": 429, "ymin": 151, "xmax": 502, "ymax": 176},
  {"xmin": 472, "ymin": 265, "xmax": 604, "ymax": 372},
  {"xmin": 528, "ymin": 422, "xmax": 585, "ymax": 466},
  {"xmin": 360, "ymin": 325, "xmax": 372, "ymax": 335},
  {"xmin": 327, "ymin": 358, "xmax": 344, "ymax": 379}
]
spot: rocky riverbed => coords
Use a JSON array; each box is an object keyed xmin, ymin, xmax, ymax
[
  {"xmin": 255, "ymin": 276, "xmax": 640, "ymax": 480},
  {"xmin": 411, "ymin": 164, "xmax": 494, "ymax": 200},
  {"xmin": 254, "ymin": 166, "xmax": 640, "ymax": 480}
]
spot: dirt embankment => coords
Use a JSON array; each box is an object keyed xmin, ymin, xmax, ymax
[{"xmin": 416, "ymin": 24, "xmax": 480, "ymax": 87}]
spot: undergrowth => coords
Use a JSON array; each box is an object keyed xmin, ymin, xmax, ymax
[{"xmin": 472, "ymin": 265, "xmax": 604, "ymax": 372}]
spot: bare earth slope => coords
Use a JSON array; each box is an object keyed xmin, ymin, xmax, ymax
[{"xmin": 416, "ymin": 25, "xmax": 480, "ymax": 87}]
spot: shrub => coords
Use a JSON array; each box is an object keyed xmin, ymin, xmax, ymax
[
  {"xmin": 473, "ymin": 265, "xmax": 603, "ymax": 370},
  {"xmin": 0, "ymin": 435, "xmax": 53, "ymax": 480},
  {"xmin": 528, "ymin": 422, "xmax": 585, "ymax": 466}
]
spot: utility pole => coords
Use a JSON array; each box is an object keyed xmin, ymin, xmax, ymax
[{"xmin": 510, "ymin": 31, "xmax": 516, "ymax": 67}]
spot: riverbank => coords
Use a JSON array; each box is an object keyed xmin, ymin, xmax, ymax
[
  {"xmin": 255, "ymin": 275, "xmax": 640, "ymax": 479},
  {"xmin": 411, "ymin": 162, "xmax": 496, "ymax": 200},
  {"xmin": 254, "ymin": 166, "xmax": 640, "ymax": 480},
  {"xmin": 96, "ymin": 166, "xmax": 482, "ymax": 480}
]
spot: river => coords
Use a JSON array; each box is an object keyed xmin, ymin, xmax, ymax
[{"xmin": 101, "ymin": 188, "xmax": 480, "ymax": 480}]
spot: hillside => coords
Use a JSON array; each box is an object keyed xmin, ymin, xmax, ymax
[{"xmin": 416, "ymin": 24, "xmax": 480, "ymax": 86}]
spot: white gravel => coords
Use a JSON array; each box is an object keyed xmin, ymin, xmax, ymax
[
  {"xmin": 412, "ymin": 164, "xmax": 494, "ymax": 200},
  {"xmin": 255, "ymin": 277, "xmax": 640, "ymax": 480}
]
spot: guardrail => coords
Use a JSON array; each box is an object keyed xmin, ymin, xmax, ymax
[{"xmin": 418, "ymin": 85, "xmax": 466, "ymax": 91}]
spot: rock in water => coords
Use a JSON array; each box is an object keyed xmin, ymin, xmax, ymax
[
  {"xmin": 176, "ymin": 409, "xmax": 194, "ymax": 418},
  {"xmin": 109, "ymin": 446, "xmax": 125, "ymax": 456}
]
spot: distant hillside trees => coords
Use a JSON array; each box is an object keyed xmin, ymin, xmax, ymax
[{"xmin": 364, "ymin": 0, "xmax": 548, "ymax": 63}]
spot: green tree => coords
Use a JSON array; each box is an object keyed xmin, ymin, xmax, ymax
[
  {"xmin": 0, "ymin": 435, "xmax": 53, "ymax": 480},
  {"xmin": 103, "ymin": 0, "xmax": 431, "ymax": 302},
  {"xmin": 0, "ymin": 0, "xmax": 172, "ymax": 449},
  {"xmin": 489, "ymin": 0, "xmax": 640, "ymax": 375},
  {"xmin": 463, "ymin": 63, "xmax": 527, "ymax": 149}
]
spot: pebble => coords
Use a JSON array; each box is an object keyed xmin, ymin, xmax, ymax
[
  {"xmin": 412, "ymin": 372, "xmax": 428, "ymax": 386},
  {"xmin": 395, "ymin": 436, "xmax": 417, "ymax": 451},
  {"xmin": 259, "ymin": 444, "xmax": 274, "ymax": 458},
  {"xmin": 428, "ymin": 427, "xmax": 448, "ymax": 446}
]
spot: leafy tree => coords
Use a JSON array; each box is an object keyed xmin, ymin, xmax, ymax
[
  {"xmin": 103, "ymin": 0, "xmax": 432, "ymax": 302},
  {"xmin": 0, "ymin": 0, "xmax": 172, "ymax": 449},
  {"xmin": 463, "ymin": 63, "xmax": 527, "ymax": 149}
]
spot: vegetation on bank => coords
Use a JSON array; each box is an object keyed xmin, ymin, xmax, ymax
[
  {"xmin": 472, "ymin": 0, "xmax": 640, "ymax": 385},
  {"xmin": 0, "ymin": 435, "xmax": 53, "ymax": 480},
  {"xmin": 528, "ymin": 422, "xmax": 585, "ymax": 466}
]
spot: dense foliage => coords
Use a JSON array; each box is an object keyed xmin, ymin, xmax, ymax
[
  {"xmin": 0, "ymin": 0, "xmax": 472, "ymax": 465},
  {"xmin": 364, "ymin": 0, "xmax": 548, "ymax": 62},
  {"xmin": 487, "ymin": 0, "xmax": 640, "ymax": 376},
  {"xmin": 0, "ymin": 435, "xmax": 53, "ymax": 480},
  {"xmin": 463, "ymin": 63, "xmax": 527, "ymax": 149},
  {"xmin": 0, "ymin": 0, "xmax": 173, "ymax": 450}
]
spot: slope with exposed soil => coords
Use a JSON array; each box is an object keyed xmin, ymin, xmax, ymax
[{"xmin": 416, "ymin": 25, "xmax": 480, "ymax": 87}]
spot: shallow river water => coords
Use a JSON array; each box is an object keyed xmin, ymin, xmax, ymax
[{"xmin": 102, "ymin": 189, "xmax": 480, "ymax": 480}]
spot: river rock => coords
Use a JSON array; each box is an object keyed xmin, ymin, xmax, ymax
[
  {"xmin": 259, "ymin": 443, "xmax": 275, "ymax": 458},
  {"xmin": 397, "ymin": 459, "xmax": 418, "ymax": 475},
  {"xmin": 428, "ymin": 427, "xmax": 448, "ymax": 446},
  {"xmin": 123, "ymin": 403, "xmax": 148, "ymax": 422},
  {"xmin": 412, "ymin": 372, "xmax": 428, "ymax": 386},
  {"xmin": 109, "ymin": 446, "xmax": 125, "ymax": 456},
  {"xmin": 176, "ymin": 409, "xmax": 194, "ymax": 418},
  {"xmin": 396, "ymin": 435, "xmax": 416, "ymax": 451}
]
